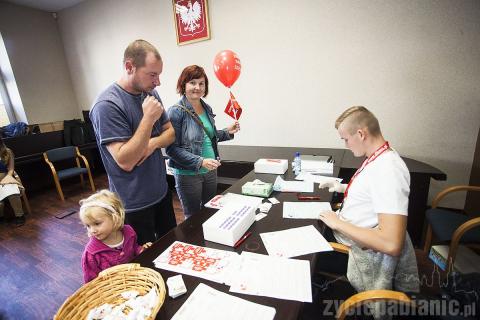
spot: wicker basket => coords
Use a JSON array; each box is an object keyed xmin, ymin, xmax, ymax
[{"xmin": 55, "ymin": 263, "xmax": 166, "ymax": 320}]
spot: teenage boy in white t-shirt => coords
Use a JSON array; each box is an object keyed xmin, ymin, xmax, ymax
[{"xmin": 318, "ymin": 106, "xmax": 419, "ymax": 296}]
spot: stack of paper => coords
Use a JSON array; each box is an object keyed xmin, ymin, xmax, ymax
[
  {"xmin": 172, "ymin": 283, "xmax": 276, "ymax": 320},
  {"xmin": 295, "ymin": 172, "xmax": 342, "ymax": 185},
  {"xmin": 300, "ymin": 155, "xmax": 334, "ymax": 175}
]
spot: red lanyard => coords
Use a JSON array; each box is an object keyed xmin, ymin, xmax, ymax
[{"xmin": 343, "ymin": 141, "xmax": 390, "ymax": 200}]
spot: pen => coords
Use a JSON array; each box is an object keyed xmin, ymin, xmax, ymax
[
  {"xmin": 297, "ymin": 193, "xmax": 321, "ymax": 200},
  {"xmin": 327, "ymin": 156, "xmax": 333, "ymax": 163},
  {"xmin": 234, "ymin": 231, "xmax": 252, "ymax": 248}
]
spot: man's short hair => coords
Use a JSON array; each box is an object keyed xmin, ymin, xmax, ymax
[
  {"xmin": 123, "ymin": 39, "xmax": 161, "ymax": 67},
  {"xmin": 335, "ymin": 106, "xmax": 381, "ymax": 136}
]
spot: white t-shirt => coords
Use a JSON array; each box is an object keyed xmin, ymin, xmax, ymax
[{"xmin": 338, "ymin": 149, "xmax": 410, "ymax": 230}]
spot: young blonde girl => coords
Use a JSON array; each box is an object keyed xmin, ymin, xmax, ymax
[{"xmin": 80, "ymin": 189, "xmax": 151, "ymax": 283}]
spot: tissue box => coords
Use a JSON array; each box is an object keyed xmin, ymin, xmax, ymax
[
  {"xmin": 254, "ymin": 159, "xmax": 288, "ymax": 174},
  {"xmin": 242, "ymin": 181, "xmax": 273, "ymax": 198},
  {"xmin": 202, "ymin": 203, "xmax": 256, "ymax": 247}
]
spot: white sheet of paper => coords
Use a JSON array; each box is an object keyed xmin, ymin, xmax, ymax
[
  {"xmin": 260, "ymin": 225, "xmax": 333, "ymax": 258},
  {"xmin": 295, "ymin": 172, "xmax": 342, "ymax": 184},
  {"xmin": 255, "ymin": 213, "xmax": 267, "ymax": 221},
  {"xmin": 283, "ymin": 202, "xmax": 332, "ymax": 219},
  {"xmin": 0, "ymin": 184, "xmax": 20, "ymax": 201},
  {"xmin": 273, "ymin": 176, "xmax": 313, "ymax": 193},
  {"xmin": 172, "ymin": 283, "xmax": 276, "ymax": 320},
  {"xmin": 153, "ymin": 241, "xmax": 240, "ymax": 284},
  {"xmin": 229, "ymin": 251, "xmax": 312, "ymax": 302}
]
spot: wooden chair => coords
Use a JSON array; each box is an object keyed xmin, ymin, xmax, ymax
[
  {"xmin": 43, "ymin": 146, "xmax": 95, "ymax": 201},
  {"xmin": 423, "ymin": 185, "xmax": 480, "ymax": 272},
  {"xmin": 13, "ymin": 171, "xmax": 31, "ymax": 215}
]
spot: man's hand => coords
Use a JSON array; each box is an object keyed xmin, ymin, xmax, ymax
[
  {"xmin": 142, "ymin": 95, "xmax": 163, "ymax": 123},
  {"xmin": 202, "ymin": 159, "xmax": 221, "ymax": 171},
  {"xmin": 318, "ymin": 211, "xmax": 341, "ymax": 230},
  {"xmin": 318, "ymin": 181, "xmax": 346, "ymax": 193},
  {"xmin": 227, "ymin": 121, "xmax": 240, "ymax": 134}
]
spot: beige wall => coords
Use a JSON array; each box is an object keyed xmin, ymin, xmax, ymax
[
  {"xmin": 31, "ymin": 0, "xmax": 480, "ymax": 209},
  {"xmin": 0, "ymin": 2, "xmax": 80, "ymax": 124}
]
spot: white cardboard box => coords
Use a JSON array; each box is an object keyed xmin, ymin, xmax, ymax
[
  {"xmin": 254, "ymin": 159, "xmax": 288, "ymax": 174},
  {"xmin": 202, "ymin": 203, "xmax": 256, "ymax": 247}
]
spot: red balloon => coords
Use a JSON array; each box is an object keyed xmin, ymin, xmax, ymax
[{"xmin": 213, "ymin": 50, "xmax": 241, "ymax": 88}]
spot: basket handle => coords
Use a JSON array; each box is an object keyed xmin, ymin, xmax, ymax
[{"xmin": 98, "ymin": 263, "xmax": 141, "ymax": 277}]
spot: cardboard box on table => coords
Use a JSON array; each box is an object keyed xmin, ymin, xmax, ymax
[
  {"xmin": 202, "ymin": 203, "xmax": 256, "ymax": 247},
  {"xmin": 254, "ymin": 159, "xmax": 288, "ymax": 174}
]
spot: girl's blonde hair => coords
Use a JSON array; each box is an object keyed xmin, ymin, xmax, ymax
[{"xmin": 79, "ymin": 189, "xmax": 125, "ymax": 231}]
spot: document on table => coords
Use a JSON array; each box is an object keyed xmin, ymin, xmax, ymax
[
  {"xmin": 273, "ymin": 176, "xmax": 313, "ymax": 193},
  {"xmin": 153, "ymin": 241, "xmax": 239, "ymax": 284},
  {"xmin": 295, "ymin": 172, "xmax": 342, "ymax": 185},
  {"xmin": 283, "ymin": 202, "xmax": 332, "ymax": 219},
  {"xmin": 172, "ymin": 283, "xmax": 276, "ymax": 320},
  {"xmin": 229, "ymin": 251, "xmax": 312, "ymax": 302},
  {"xmin": 260, "ymin": 225, "xmax": 333, "ymax": 258}
]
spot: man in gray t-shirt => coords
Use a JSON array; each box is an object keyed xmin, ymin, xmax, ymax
[{"xmin": 89, "ymin": 39, "xmax": 176, "ymax": 243}]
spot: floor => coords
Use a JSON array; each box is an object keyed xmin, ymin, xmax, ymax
[
  {"xmin": 0, "ymin": 173, "xmax": 444, "ymax": 320},
  {"xmin": 0, "ymin": 173, "xmax": 184, "ymax": 320}
]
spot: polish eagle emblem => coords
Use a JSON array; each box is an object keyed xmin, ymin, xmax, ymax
[{"xmin": 175, "ymin": 1, "xmax": 202, "ymax": 33}]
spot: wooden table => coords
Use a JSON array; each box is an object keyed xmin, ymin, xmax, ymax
[{"xmin": 134, "ymin": 168, "xmax": 335, "ymax": 320}]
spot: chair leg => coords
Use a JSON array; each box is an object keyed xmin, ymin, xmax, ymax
[
  {"xmin": 53, "ymin": 176, "xmax": 65, "ymax": 201},
  {"xmin": 21, "ymin": 190, "xmax": 32, "ymax": 215},
  {"xmin": 87, "ymin": 169, "xmax": 96, "ymax": 192},
  {"xmin": 423, "ymin": 225, "xmax": 433, "ymax": 254}
]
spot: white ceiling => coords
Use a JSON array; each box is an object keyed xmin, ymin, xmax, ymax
[{"xmin": 3, "ymin": 0, "xmax": 86, "ymax": 12}]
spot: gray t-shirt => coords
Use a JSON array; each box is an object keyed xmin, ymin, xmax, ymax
[{"xmin": 90, "ymin": 83, "xmax": 170, "ymax": 212}]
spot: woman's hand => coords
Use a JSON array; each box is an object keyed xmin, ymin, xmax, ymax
[
  {"xmin": 318, "ymin": 211, "xmax": 342, "ymax": 230},
  {"xmin": 202, "ymin": 159, "xmax": 221, "ymax": 171},
  {"xmin": 227, "ymin": 121, "xmax": 240, "ymax": 134}
]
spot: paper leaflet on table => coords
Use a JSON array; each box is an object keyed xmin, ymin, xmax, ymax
[
  {"xmin": 260, "ymin": 225, "xmax": 333, "ymax": 258},
  {"xmin": 229, "ymin": 251, "xmax": 312, "ymax": 302},
  {"xmin": 283, "ymin": 202, "xmax": 332, "ymax": 219},
  {"xmin": 224, "ymin": 91, "xmax": 242, "ymax": 120},
  {"xmin": 153, "ymin": 241, "xmax": 240, "ymax": 285},
  {"xmin": 273, "ymin": 176, "xmax": 313, "ymax": 193},
  {"xmin": 171, "ymin": 283, "xmax": 276, "ymax": 320},
  {"xmin": 295, "ymin": 172, "xmax": 342, "ymax": 185}
]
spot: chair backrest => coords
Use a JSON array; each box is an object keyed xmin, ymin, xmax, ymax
[{"xmin": 45, "ymin": 146, "xmax": 77, "ymax": 162}]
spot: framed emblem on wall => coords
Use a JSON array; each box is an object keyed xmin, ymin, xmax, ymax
[{"xmin": 173, "ymin": 0, "xmax": 211, "ymax": 45}]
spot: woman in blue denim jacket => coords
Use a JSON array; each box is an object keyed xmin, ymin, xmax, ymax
[{"xmin": 166, "ymin": 65, "xmax": 240, "ymax": 219}]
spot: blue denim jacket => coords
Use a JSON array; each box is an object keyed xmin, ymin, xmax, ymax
[{"xmin": 166, "ymin": 96, "xmax": 233, "ymax": 172}]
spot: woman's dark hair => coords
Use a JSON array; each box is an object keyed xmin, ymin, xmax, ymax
[
  {"xmin": 0, "ymin": 137, "xmax": 10, "ymax": 164},
  {"xmin": 176, "ymin": 65, "xmax": 209, "ymax": 97}
]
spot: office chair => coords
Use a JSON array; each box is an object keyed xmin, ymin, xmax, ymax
[
  {"xmin": 43, "ymin": 146, "xmax": 95, "ymax": 201},
  {"xmin": 423, "ymin": 185, "xmax": 480, "ymax": 272}
]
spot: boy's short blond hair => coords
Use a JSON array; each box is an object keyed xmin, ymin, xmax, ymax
[
  {"xmin": 79, "ymin": 189, "xmax": 125, "ymax": 231},
  {"xmin": 335, "ymin": 106, "xmax": 381, "ymax": 137}
]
